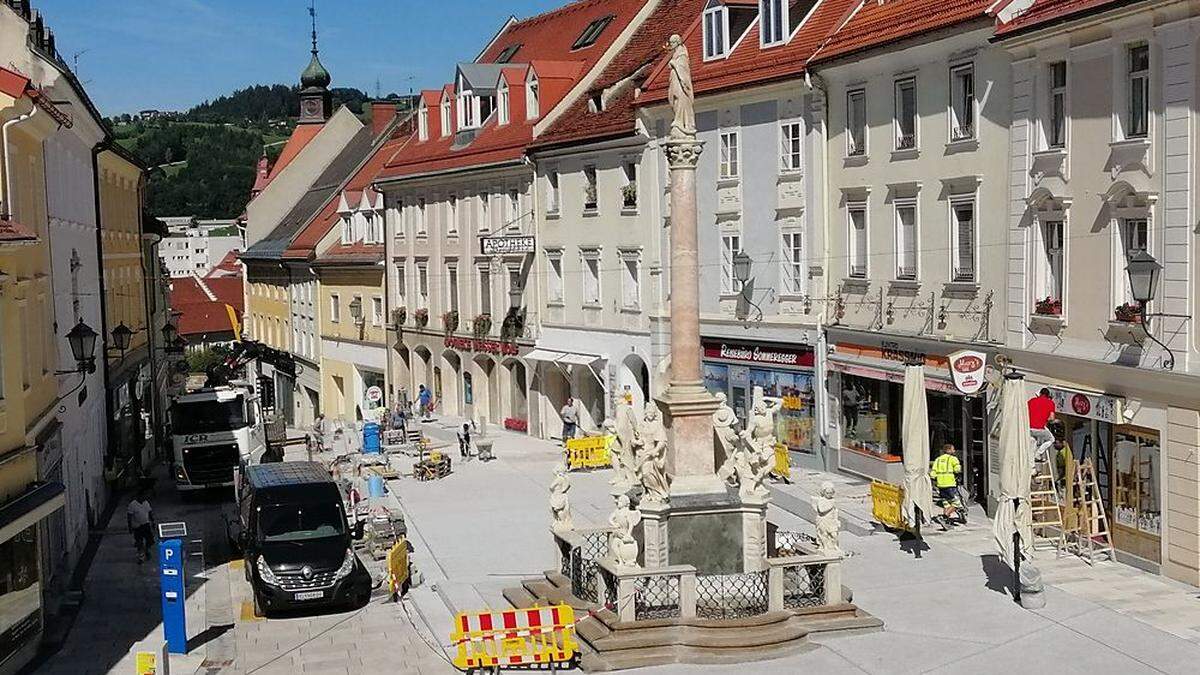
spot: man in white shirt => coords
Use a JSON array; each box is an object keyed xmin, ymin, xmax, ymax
[{"xmin": 126, "ymin": 490, "xmax": 155, "ymax": 563}]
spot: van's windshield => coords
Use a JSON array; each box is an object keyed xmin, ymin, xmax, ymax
[{"xmin": 258, "ymin": 503, "xmax": 345, "ymax": 543}]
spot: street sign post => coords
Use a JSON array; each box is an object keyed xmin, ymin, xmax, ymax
[{"xmin": 158, "ymin": 539, "xmax": 187, "ymax": 654}]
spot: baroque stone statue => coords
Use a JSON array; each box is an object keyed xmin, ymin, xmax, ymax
[
  {"xmin": 814, "ymin": 481, "xmax": 842, "ymax": 556},
  {"xmin": 747, "ymin": 400, "xmax": 780, "ymax": 464},
  {"xmin": 608, "ymin": 494, "xmax": 641, "ymax": 568},
  {"xmin": 549, "ymin": 462, "xmax": 573, "ymax": 532},
  {"xmin": 666, "ymin": 34, "xmax": 696, "ymax": 140},
  {"xmin": 636, "ymin": 404, "xmax": 670, "ymax": 504}
]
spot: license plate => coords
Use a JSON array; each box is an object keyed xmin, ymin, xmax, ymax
[{"xmin": 294, "ymin": 591, "xmax": 324, "ymax": 601}]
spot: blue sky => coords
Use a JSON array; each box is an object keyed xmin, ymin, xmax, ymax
[{"xmin": 34, "ymin": 0, "xmax": 567, "ymax": 115}]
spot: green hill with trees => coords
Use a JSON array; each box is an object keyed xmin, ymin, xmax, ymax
[{"xmin": 112, "ymin": 84, "xmax": 376, "ymax": 219}]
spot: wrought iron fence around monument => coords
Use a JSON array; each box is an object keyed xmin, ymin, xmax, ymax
[
  {"xmin": 569, "ymin": 529, "xmax": 610, "ymax": 603},
  {"xmin": 634, "ymin": 573, "xmax": 682, "ymax": 621},
  {"xmin": 782, "ymin": 562, "xmax": 826, "ymax": 609},
  {"xmin": 771, "ymin": 530, "xmax": 816, "ymax": 558},
  {"xmin": 695, "ymin": 570, "xmax": 769, "ymax": 620}
]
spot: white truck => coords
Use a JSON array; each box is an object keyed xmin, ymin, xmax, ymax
[{"xmin": 170, "ymin": 385, "xmax": 267, "ymax": 490}]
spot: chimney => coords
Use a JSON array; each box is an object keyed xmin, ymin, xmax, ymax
[{"xmin": 370, "ymin": 100, "xmax": 399, "ymax": 135}]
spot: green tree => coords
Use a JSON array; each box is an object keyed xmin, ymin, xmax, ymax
[{"xmin": 186, "ymin": 345, "xmax": 232, "ymax": 375}]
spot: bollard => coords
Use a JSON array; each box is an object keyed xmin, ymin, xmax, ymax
[{"xmin": 133, "ymin": 640, "xmax": 169, "ymax": 674}]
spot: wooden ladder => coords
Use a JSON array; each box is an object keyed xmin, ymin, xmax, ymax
[
  {"xmin": 1030, "ymin": 450, "xmax": 1067, "ymax": 554},
  {"xmin": 1070, "ymin": 458, "xmax": 1116, "ymax": 564}
]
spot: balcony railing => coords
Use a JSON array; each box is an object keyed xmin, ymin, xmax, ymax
[
  {"xmin": 895, "ymin": 133, "xmax": 915, "ymax": 150},
  {"xmin": 951, "ymin": 123, "xmax": 974, "ymax": 141}
]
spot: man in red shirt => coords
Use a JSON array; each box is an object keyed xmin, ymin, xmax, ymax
[{"xmin": 1028, "ymin": 388, "xmax": 1057, "ymax": 450}]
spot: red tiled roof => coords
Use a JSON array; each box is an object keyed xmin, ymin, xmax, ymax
[
  {"xmin": 536, "ymin": 0, "xmax": 707, "ymax": 148},
  {"xmin": 640, "ymin": 0, "xmax": 859, "ymax": 103},
  {"xmin": 203, "ymin": 277, "xmax": 245, "ymax": 313},
  {"xmin": 169, "ymin": 277, "xmax": 209, "ymax": 306},
  {"xmin": 205, "ymin": 250, "xmax": 242, "ymax": 278},
  {"xmin": 809, "ymin": 0, "xmax": 995, "ymax": 64},
  {"xmin": 379, "ymin": 0, "xmax": 648, "ymax": 180},
  {"xmin": 0, "ymin": 215, "xmax": 38, "ymax": 244},
  {"xmin": 170, "ymin": 276, "xmax": 243, "ymax": 314},
  {"xmin": 313, "ymin": 241, "xmax": 385, "ymax": 266},
  {"xmin": 256, "ymin": 123, "xmax": 325, "ymax": 192},
  {"xmin": 283, "ymin": 126, "xmax": 413, "ymax": 260},
  {"xmin": 175, "ymin": 302, "xmax": 238, "ymax": 337},
  {"xmin": 995, "ymin": 0, "xmax": 1131, "ymax": 36}
]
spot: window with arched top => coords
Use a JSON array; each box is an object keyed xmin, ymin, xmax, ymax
[
  {"xmin": 498, "ymin": 80, "xmax": 510, "ymax": 126},
  {"xmin": 418, "ymin": 101, "xmax": 429, "ymax": 141},
  {"xmin": 526, "ymin": 73, "xmax": 540, "ymax": 120},
  {"xmin": 441, "ymin": 96, "xmax": 452, "ymax": 136}
]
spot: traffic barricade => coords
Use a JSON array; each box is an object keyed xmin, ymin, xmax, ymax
[
  {"xmin": 870, "ymin": 480, "xmax": 911, "ymax": 532},
  {"xmin": 565, "ymin": 435, "xmax": 613, "ymax": 471},
  {"xmin": 451, "ymin": 605, "xmax": 578, "ymax": 671},
  {"xmin": 772, "ymin": 443, "xmax": 791, "ymax": 482}
]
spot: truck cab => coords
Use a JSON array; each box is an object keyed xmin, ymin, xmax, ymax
[{"xmin": 170, "ymin": 386, "xmax": 265, "ymax": 490}]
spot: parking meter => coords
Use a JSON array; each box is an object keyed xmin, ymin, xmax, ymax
[{"xmin": 158, "ymin": 539, "xmax": 187, "ymax": 654}]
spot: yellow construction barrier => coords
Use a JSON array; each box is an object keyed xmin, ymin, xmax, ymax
[
  {"xmin": 773, "ymin": 443, "xmax": 791, "ymax": 481},
  {"xmin": 387, "ymin": 538, "xmax": 410, "ymax": 600},
  {"xmin": 566, "ymin": 435, "xmax": 613, "ymax": 471},
  {"xmin": 452, "ymin": 605, "xmax": 578, "ymax": 670},
  {"xmin": 871, "ymin": 480, "xmax": 910, "ymax": 531}
]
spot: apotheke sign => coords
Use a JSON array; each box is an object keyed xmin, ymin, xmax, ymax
[
  {"xmin": 703, "ymin": 341, "xmax": 814, "ymax": 368},
  {"xmin": 480, "ymin": 235, "xmax": 536, "ymax": 256}
]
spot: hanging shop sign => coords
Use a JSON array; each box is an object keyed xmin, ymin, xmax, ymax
[
  {"xmin": 702, "ymin": 340, "xmax": 815, "ymax": 368},
  {"xmin": 444, "ymin": 336, "xmax": 519, "ymax": 357},
  {"xmin": 366, "ymin": 386, "xmax": 384, "ymax": 403},
  {"xmin": 1048, "ymin": 387, "xmax": 1123, "ymax": 424},
  {"xmin": 947, "ymin": 350, "xmax": 987, "ymax": 395},
  {"xmin": 480, "ymin": 235, "xmax": 536, "ymax": 256}
]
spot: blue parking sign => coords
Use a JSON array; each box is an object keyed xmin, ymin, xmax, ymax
[{"xmin": 158, "ymin": 539, "xmax": 187, "ymax": 654}]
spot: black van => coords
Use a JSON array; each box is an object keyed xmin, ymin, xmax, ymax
[{"xmin": 238, "ymin": 462, "xmax": 371, "ymax": 616}]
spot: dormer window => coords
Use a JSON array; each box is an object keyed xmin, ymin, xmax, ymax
[
  {"xmin": 496, "ymin": 44, "xmax": 522, "ymax": 63},
  {"xmin": 458, "ymin": 92, "xmax": 480, "ymax": 130},
  {"xmin": 340, "ymin": 216, "xmax": 352, "ymax": 244},
  {"xmin": 418, "ymin": 101, "xmax": 429, "ymax": 141},
  {"xmin": 760, "ymin": 0, "xmax": 788, "ymax": 47},
  {"xmin": 440, "ymin": 96, "xmax": 452, "ymax": 136},
  {"xmin": 526, "ymin": 72, "xmax": 540, "ymax": 120},
  {"xmin": 572, "ymin": 15, "xmax": 614, "ymax": 50},
  {"xmin": 498, "ymin": 80, "xmax": 511, "ymax": 126},
  {"xmin": 703, "ymin": 1, "xmax": 729, "ymax": 60}
]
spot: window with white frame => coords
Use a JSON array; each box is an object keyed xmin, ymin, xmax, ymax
[
  {"xmin": 418, "ymin": 101, "xmax": 429, "ymax": 141},
  {"xmin": 1120, "ymin": 217, "xmax": 1150, "ymax": 303},
  {"xmin": 417, "ymin": 198, "xmax": 427, "ymax": 234},
  {"xmin": 372, "ymin": 211, "xmax": 384, "ymax": 242},
  {"xmin": 396, "ymin": 262, "xmax": 407, "ymax": 307},
  {"xmin": 447, "ymin": 262, "xmax": 459, "ymax": 313},
  {"xmin": 720, "ymin": 233, "xmax": 741, "ymax": 294},
  {"xmin": 848, "ymin": 206, "xmax": 868, "ymax": 278},
  {"xmin": 583, "ymin": 167, "xmax": 598, "ymax": 211},
  {"xmin": 546, "ymin": 169, "xmax": 560, "ymax": 214},
  {"xmin": 620, "ymin": 250, "xmax": 641, "ymax": 309},
  {"xmin": 894, "ymin": 202, "xmax": 918, "ymax": 280},
  {"xmin": 951, "ymin": 200, "xmax": 976, "ymax": 282},
  {"xmin": 547, "ymin": 251, "xmax": 564, "ymax": 303},
  {"xmin": 780, "ymin": 121, "xmax": 803, "ymax": 172},
  {"xmin": 479, "ymin": 266, "xmax": 492, "ymax": 315},
  {"xmin": 950, "ymin": 64, "xmax": 975, "ymax": 141},
  {"xmin": 417, "ymin": 263, "xmax": 429, "ymax": 308},
  {"xmin": 1126, "ymin": 44, "xmax": 1149, "ymax": 139},
  {"xmin": 703, "ymin": 1, "xmax": 729, "ymax": 60},
  {"xmin": 582, "ymin": 249, "xmax": 601, "ymax": 305},
  {"xmin": 390, "ymin": 198, "xmax": 403, "ymax": 239},
  {"xmin": 440, "ymin": 96, "xmax": 452, "ymax": 136},
  {"xmin": 478, "ymin": 192, "xmax": 491, "ymax": 232},
  {"xmin": 781, "ymin": 230, "xmax": 804, "ymax": 294},
  {"xmin": 330, "ymin": 293, "xmax": 341, "ymax": 323},
  {"xmin": 508, "ymin": 188, "xmax": 521, "ymax": 226},
  {"xmin": 847, "ymin": 89, "xmax": 866, "ymax": 156},
  {"xmin": 1046, "ymin": 62, "xmax": 1067, "ymax": 148},
  {"xmin": 448, "ymin": 195, "xmax": 458, "ymax": 235},
  {"xmin": 1039, "ymin": 219, "xmax": 1065, "ymax": 305},
  {"xmin": 526, "ymin": 72, "xmax": 540, "ymax": 119},
  {"xmin": 622, "ymin": 161, "xmax": 638, "ymax": 209},
  {"xmin": 498, "ymin": 80, "xmax": 510, "ymax": 125},
  {"xmin": 372, "ymin": 296, "xmax": 384, "ymax": 326},
  {"xmin": 760, "ymin": 0, "xmax": 788, "ymax": 47},
  {"xmin": 719, "ymin": 130, "xmax": 739, "ymax": 178},
  {"xmin": 340, "ymin": 216, "xmax": 352, "ymax": 244},
  {"xmin": 894, "ymin": 77, "xmax": 916, "ymax": 150}
]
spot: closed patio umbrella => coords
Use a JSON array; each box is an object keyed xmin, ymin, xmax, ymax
[
  {"xmin": 993, "ymin": 372, "xmax": 1033, "ymax": 571},
  {"xmin": 901, "ymin": 363, "xmax": 934, "ymax": 529}
]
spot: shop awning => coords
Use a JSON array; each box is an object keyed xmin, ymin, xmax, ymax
[
  {"xmin": 0, "ymin": 482, "xmax": 65, "ymax": 543},
  {"xmin": 524, "ymin": 348, "xmax": 605, "ymax": 385}
]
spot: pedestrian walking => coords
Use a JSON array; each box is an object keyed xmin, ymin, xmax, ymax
[
  {"xmin": 930, "ymin": 444, "xmax": 963, "ymax": 529},
  {"xmin": 418, "ymin": 385, "xmax": 433, "ymax": 421},
  {"xmin": 458, "ymin": 423, "xmax": 473, "ymax": 459},
  {"xmin": 127, "ymin": 489, "xmax": 155, "ymax": 564},
  {"xmin": 560, "ymin": 398, "xmax": 578, "ymax": 445}
]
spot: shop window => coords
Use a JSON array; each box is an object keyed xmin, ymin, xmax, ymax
[
  {"xmin": 0, "ymin": 525, "xmax": 39, "ymax": 646},
  {"xmin": 840, "ymin": 375, "xmax": 899, "ymax": 458},
  {"xmin": 1112, "ymin": 427, "xmax": 1161, "ymax": 556}
]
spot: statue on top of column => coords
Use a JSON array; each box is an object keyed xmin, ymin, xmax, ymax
[{"xmin": 666, "ymin": 34, "xmax": 696, "ymax": 140}]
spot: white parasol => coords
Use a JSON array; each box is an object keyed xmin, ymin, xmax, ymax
[
  {"xmin": 993, "ymin": 373, "xmax": 1033, "ymax": 567},
  {"xmin": 900, "ymin": 364, "xmax": 934, "ymax": 528}
]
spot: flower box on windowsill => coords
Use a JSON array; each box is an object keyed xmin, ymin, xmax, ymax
[
  {"xmin": 1105, "ymin": 320, "xmax": 1144, "ymax": 346},
  {"xmin": 1113, "ymin": 303, "xmax": 1144, "ymax": 324},
  {"xmin": 1028, "ymin": 312, "xmax": 1066, "ymax": 336}
]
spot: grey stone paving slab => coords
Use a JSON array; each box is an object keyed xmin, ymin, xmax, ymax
[{"xmin": 926, "ymin": 623, "xmax": 1173, "ymax": 675}]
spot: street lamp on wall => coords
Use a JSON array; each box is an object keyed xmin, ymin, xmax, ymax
[
  {"xmin": 732, "ymin": 250, "xmax": 752, "ymax": 288},
  {"xmin": 109, "ymin": 323, "xmax": 133, "ymax": 355},
  {"xmin": 161, "ymin": 321, "xmax": 178, "ymax": 345},
  {"xmin": 349, "ymin": 297, "xmax": 365, "ymax": 327},
  {"xmin": 1125, "ymin": 250, "xmax": 1182, "ymax": 370},
  {"xmin": 61, "ymin": 320, "xmax": 98, "ymax": 374},
  {"xmin": 731, "ymin": 250, "xmax": 764, "ymax": 326}
]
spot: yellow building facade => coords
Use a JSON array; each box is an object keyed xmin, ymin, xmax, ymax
[
  {"xmin": 316, "ymin": 262, "xmax": 387, "ymax": 422},
  {"xmin": 244, "ymin": 264, "xmax": 292, "ymax": 352}
]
